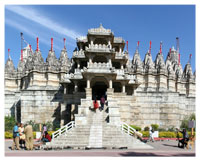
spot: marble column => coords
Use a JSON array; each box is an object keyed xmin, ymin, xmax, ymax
[
  {"xmin": 86, "ymin": 78, "xmax": 92, "ymax": 100},
  {"xmin": 109, "ymin": 79, "xmax": 113, "ymax": 88},
  {"xmin": 108, "ymin": 40, "xmax": 112, "ymax": 49},
  {"xmin": 122, "ymin": 84, "xmax": 126, "ymax": 93},
  {"xmin": 121, "ymin": 63, "xmax": 124, "ymax": 69},
  {"xmin": 87, "ymin": 79, "xmax": 90, "ymax": 88},
  {"xmin": 77, "ymin": 60, "xmax": 80, "ymax": 69},
  {"xmin": 74, "ymin": 81, "xmax": 78, "ymax": 92},
  {"xmin": 119, "ymin": 47, "xmax": 122, "ymax": 53}
]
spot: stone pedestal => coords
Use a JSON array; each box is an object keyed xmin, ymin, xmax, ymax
[
  {"xmin": 158, "ymin": 74, "xmax": 168, "ymax": 91},
  {"xmin": 187, "ymin": 82, "xmax": 195, "ymax": 97},
  {"xmin": 60, "ymin": 102, "xmax": 66, "ymax": 126},
  {"xmin": 108, "ymin": 100, "xmax": 121, "ymax": 126},
  {"xmin": 177, "ymin": 81, "xmax": 185, "ymax": 95},
  {"xmin": 46, "ymin": 72, "xmax": 59, "ymax": 87},
  {"xmin": 147, "ymin": 74, "xmax": 156, "ymax": 91},
  {"xmin": 168, "ymin": 76, "xmax": 175, "ymax": 92},
  {"xmin": 136, "ymin": 74, "xmax": 145, "ymax": 91},
  {"xmin": 85, "ymin": 88, "xmax": 92, "ymax": 100},
  {"xmin": 107, "ymin": 88, "xmax": 114, "ymax": 100},
  {"xmin": 32, "ymin": 72, "xmax": 46, "ymax": 86}
]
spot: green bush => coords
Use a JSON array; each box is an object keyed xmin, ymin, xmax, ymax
[
  {"xmin": 45, "ymin": 121, "xmax": 54, "ymax": 131},
  {"xmin": 168, "ymin": 126, "xmax": 176, "ymax": 132},
  {"xmin": 5, "ymin": 131, "xmax": 56, "ymax": 139},
  {"xmin": 5, "ymin": 131, "xmax": 13, "ymax": 139},
  {"xmin": 159, "ymin": 132, "xmax": 176, "ymax": 138},
  {"xmin": 5, "ymin": 116, "xmax": 16, "ymax": 132},
  {"xmin": 130, "ymin": 125, "xmax": 141, "ymax": 131},
  {"xmin": 139, "ymin": 131, "xmax": 149, "ymax": 137},
  {"xmin": 25, "ymin": 120, "xmax": 40, "ymax": 131},
  {"xmin": 144, "ymin": 126, "xmax": 149, "ymax": 131},
  {"xmin": 158, "ymin": 128, "xmax": 166, "ymax": 132},
  {"xmin": 151, "ymin": 124, "xmax": 159, "ymax": 131},
  {"xmin": 180, "ymin": 113, "xmax": 195, "ymax": 131}
]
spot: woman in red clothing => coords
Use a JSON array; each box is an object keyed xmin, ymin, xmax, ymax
[
  {"xmin": 93, "ymin": 98, "xmax": 99, "ymax": 112},
  {"xmin": 42, "ymin": 131, "xmax": 51, "ymax": 142}
]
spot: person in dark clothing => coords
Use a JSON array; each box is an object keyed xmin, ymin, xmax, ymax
[
  {"xmin": 100, "ymin": 96, "xmax": 105, "ymax": 111},
  {"xmin": 42, "ymin": 131, "xmax": 51, "ymax": 142},
  {"xmin": 177, "ymin": 128, "xmax": 189, "ymax": 148}
]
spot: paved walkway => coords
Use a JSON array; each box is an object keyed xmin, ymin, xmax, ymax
[{"xmin": 5, "ymin": 139, "xmax": 195, "ymax": 157}]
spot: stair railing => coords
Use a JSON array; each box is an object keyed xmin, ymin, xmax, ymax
[
  {"xmin": 52, "ymin": 121, "xmax": 75, "ymax": 140},
  {"xmin": 121, "ymin": 122, "xmax": 143, "ymax": 138}
]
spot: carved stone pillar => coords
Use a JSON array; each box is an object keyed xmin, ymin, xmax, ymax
[
  {"xmin": 108, "ymin": 40, "xmax": 112, "ymax": 49},
  {"xmin": 77, "ymin": 60, "xmax": 80, "ymax": 69},
  {"xmin": 121, "ymin": 63, "xmax": 124, "ymax": 69},
  {"xmin": 60, "ymin": 102, "xmax": 66, "ymax": 126},
  {"xmin": 122, "ymin": 84, "xmax": 126, "ymax": 93},
  {"xmin": 87, "ymin": 79, "xmax": 90, "ymax": 88},
  {"xmin": 119, "ymin": 47, "xmax": 122, "ymax": 53},
  {"xmin": 74, "ymin": 81, "xmax": 78, "ymax": 92},
  {"xmin": 109, "ymin": 79, "xmax": 112, "ymax": 88},
  {"xmin": 63, "ymin": 84, "xmax": 67, "ymax": 94}
]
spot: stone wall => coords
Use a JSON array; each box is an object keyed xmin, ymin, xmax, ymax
[
  {"xmin": 20, "ymin": 89, "xmax": 62, "ymax": 124},
  {"xmin": 116, "ymin": 91, "xmax": 195, "ymax": 129}
]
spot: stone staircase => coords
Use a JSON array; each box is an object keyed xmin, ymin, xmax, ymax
[{"xmin": 43, "ymin": 102, "xmax": 153, "ymax": 150}]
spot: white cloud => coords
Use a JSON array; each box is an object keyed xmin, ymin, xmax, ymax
[
  {"xmin": 6, "ymin": 5, "xmax": 82, "ymax": 40},
  {"xmin": 5, "ymin": 18, "xmax": 61, "ymax": 50}
]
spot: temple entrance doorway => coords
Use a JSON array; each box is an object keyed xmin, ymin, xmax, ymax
[{"xmin": 91, "ymin": 78, "xmax": 108, "ymax": 100}]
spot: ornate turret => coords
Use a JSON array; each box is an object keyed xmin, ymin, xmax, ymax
[
  {"xmin": 24, "ymin": 52, "xmax": 34, "ymax": 72},
  {"xmin": 143, "ymin": 51, "xmax": 154, "ymax": 72},
  {"xmin": 175, "ymin": 64, "xmax": 183, "ymax": 80},
  {"xmin": 88, "ymin": 23, "xmax": 113, "ymax": 36},
  {"xmin": 182, "ymin": 63, "xmax": 194, "ymax": 81},
  {"xmin": 5, "ymin": 57, "xmax": 16, "ymax": 78},
  {"xmin": 32, "ymin": 50, "xmax": 45, "ymax": 71},
  {"xmin": 46, "ymin": 50, "xmax": 59, "ymax": 71},
  {"xmin": 155, "ymin": 52, "xmax": 166, "ymax": 73},
  {"xmin": 132, "ymin": 49, "xmax": 143, "ymax": 72},
  {"xmin": 59, "ymin": 48, "xmax": 70, "ymax": 71},
  {"xmin": 165, "ymin": 54, "xmax": 175, "ymax": 76},
  {"xmin": 169, "ymin": 46, "xmax": 179, "ymax": 66}
]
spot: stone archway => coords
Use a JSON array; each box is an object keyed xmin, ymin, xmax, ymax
[{"xmin": 91, "ymin": 77, "xmax": 108, "ymax": 100}]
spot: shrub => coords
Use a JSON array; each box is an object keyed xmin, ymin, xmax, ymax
[
  {"xmin": 5, "ymin": 116, "xmax": 16, "ymax": 132},
  {"xmin": 5, "ymin": 131, "xmax": 13, "ymax": 139},
  {"xmin": 159, "ymin": 132, "xmax": 176, "ymax": 138},
  {"xmin": 168, "ymin": 126, "xmax": 176, "ymax": 132},
  {"xmin": 158, "ymin": 128, "xmax": 166, "ymax": 132},
  {"xmin": 45, "ymin": 121, "xmax": 54, "ymax": 131},
  {"xmin": 180, "ymin": 113, "xmax": 195, "ymax": 131},
  {"xmin": 25, "ymin": 120, "xmax": 40, "ymax": 131},
  {"xmin": 130, "ymin": 125, "xmax": 141, "ymax": 131},
  {"xmin": 5, "ymin": 131, "xmax": 56, "ymax": 139},
  {"xmin": 151, "ymin": 124, "xmax": 159, "ymax": 131},
  {"xmin": 144, "ymin": 126, "xmax": 150, "ymax": 131},
  {"xmin": 139, "ymin": 131, "xmax": 149, "ymax": 137}
]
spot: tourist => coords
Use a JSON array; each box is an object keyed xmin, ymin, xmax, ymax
[
  {"xmin": 100, "ymin": 95, "xmax": 105, "ymax": 111},
  {"xmin": 93, "ymin": 98, "xmax": 99, "ymax": 112},
  {"xmin": 149, "ymin": 127, "xmax": 154, "ymax": 142},
  {"xmin": 11, "ymin": 122, "xmax": 20, "ymax": 150},
  {"xmin": 177, "ymin": 128, "xmax": 189, "ymax": 148},
  {"xmin": 18, "ymin": 123, "xmax": 26, "ymax": 149},
  {"xmin": 24, "ymin": 124, "xmax": 34, "ymax": 150},
  {"xmin": 42, "ymin": 131, "xmax": 52, "ymax": 143},
  {"xmin": 42, "ymin": 124, "xmax": 47, "ymax": 136}
]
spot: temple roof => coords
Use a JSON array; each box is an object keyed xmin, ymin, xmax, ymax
[{"xmin": 88, "ymin": 24, "xmax": 113, "ymax": 36}]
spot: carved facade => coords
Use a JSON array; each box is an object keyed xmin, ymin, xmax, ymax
[{"xmin": 5, "ymin": 24, "xmax": 195, "ymax": 129}]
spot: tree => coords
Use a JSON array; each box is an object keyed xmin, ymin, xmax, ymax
[
  {"xmin": 5, "ymin": 116, "xmax": 16, "ymax": 132},
  {"xmin": 180, "ymin": 113, "xmax": 195, "ymax": 131}
]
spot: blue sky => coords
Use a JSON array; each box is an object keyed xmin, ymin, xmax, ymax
[{"xmin": 5, "ymin": 5, "xmax": 195, "ymax": 71}]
